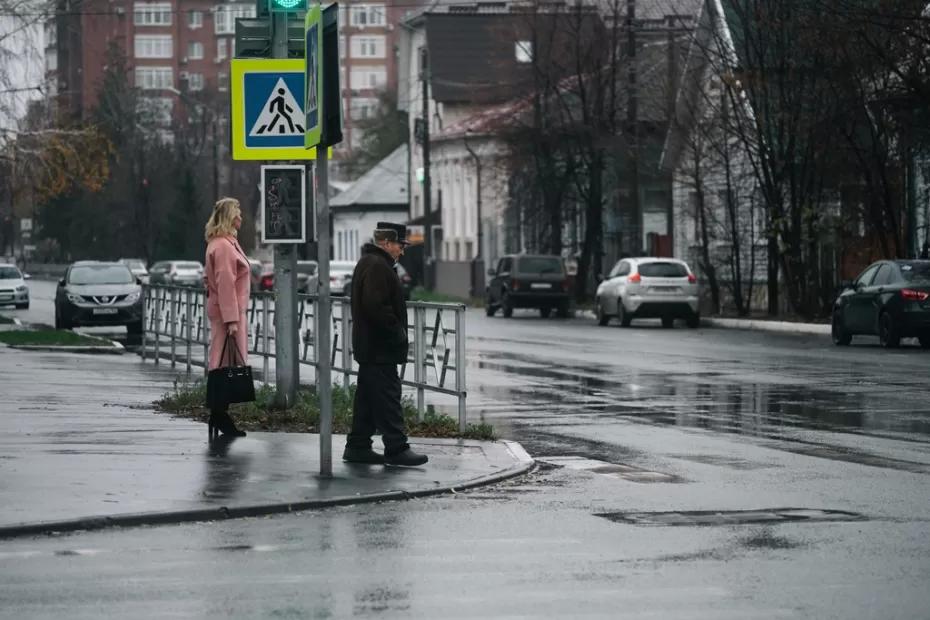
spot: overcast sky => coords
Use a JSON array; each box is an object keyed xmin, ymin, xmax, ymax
[{"xmin": 0, "ymin": 13, "xmax": 47, "ymax": 130}]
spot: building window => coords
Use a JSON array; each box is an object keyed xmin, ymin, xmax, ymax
[
  {"xmin": 339, "ymin": 35, "xmax": 346, "ymax": 58},
  {"xmin": 350, "ymin": 36, "xmax": 385, "ymax": 58},
  {"xmin": 350, "ymin": 4, "xmax": 385, "ymax": 27},
  {"xmin": 135, "ymin": 34, "xmax": 173, "ymax": 58},
  {"xmin": 187, "ymin": 72, "xmax": 205, "ymax": 91},
  {"xmin": 188, "ymin": 10, "xmax": 203, "ymax": 28},
  {"xmin": 349, "ymin": 97, "xmax": 378, "ymax": 120},
  {"xmin": 515, "ymin": 40, "xmax": 532, "ymax": 63},
  {"xmin": 138, "ymin": 96, "xmax": 174, "ymax": 125},
  {"xmin": 134, "ymin": 2, "xmax": 172, "ymax": 26},
  {"xmin": 187, "ymin": 41, "xmax": 204, "ymax": 59},
  {"xmin": 215, "ymin": 4, "xmax": 256, "ymax": 35},
  {"xmin": 349, "ymin": 68, "xmax": 386, "ymax": 90},
  {"xmin": 216, "ymin": 38, "xmax": 228, "ymax": 60},
  {"xmin": 217, "ymin": 71, "xmax": 228, "ymax": 91},
  {"xmin": 135, "ymin": 66, "xmax": 174, "ymax": 90}
]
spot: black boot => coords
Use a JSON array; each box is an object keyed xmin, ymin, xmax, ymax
[
  {"xmin": 343, "ymin": 446, "xmax": 385, "ymax": 464},
  {"xmin": 211, "ymin": 407, "xmax": 246, "ymax": 438},
  {"xmin": 384, "ymin": 449, "xmax": 428, "ymax": 467}
]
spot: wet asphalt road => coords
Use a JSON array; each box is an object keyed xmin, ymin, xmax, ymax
[{"xmin": 2, "ymin": 282, "xmax": 929, "ymax": 617}]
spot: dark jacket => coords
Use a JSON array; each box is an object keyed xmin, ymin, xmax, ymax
[{"xmin": 351, "ymin": 243, "xmax": 408, "ymax": 364}]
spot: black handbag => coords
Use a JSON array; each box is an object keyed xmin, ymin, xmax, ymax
[{"xmin": 206, "ymin": 335, "xmax": 256, "ymax": 408}]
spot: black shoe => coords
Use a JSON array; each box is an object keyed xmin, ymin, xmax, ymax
[
  {"xmin": 384, "ymin": 449, "xmax": 428, "ymax": 467},
  {"xmin": 343, "ymin": 447, "xmax": 385, "ymax": 464}
]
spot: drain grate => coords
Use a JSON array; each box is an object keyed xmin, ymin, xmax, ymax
[
  {"xmin": 596, "ymin": 508, "xmax": 867, "ymax": 526},
  {"xmin": 536, "ymin": 456, "xmax": 680, "ymax": 483}
]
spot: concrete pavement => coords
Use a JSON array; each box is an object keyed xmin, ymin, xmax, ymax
[{"xmin": 0, "ymin": 344, "xmax": 532, "ymax": 539}]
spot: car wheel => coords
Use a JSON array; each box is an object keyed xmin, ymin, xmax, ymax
[
  {"xmin": 485, "ymin": 300, "xmax": 496, "ymax": 317},
  {"xmin": 686, "ymin": 313, "xmax": 700, "ymax": 329},
  {"xmin": 127, "ymin": 321, "xmax": 143, "ymax": 335},
  {"xmin": 618, "ymin": 299, "xmax": 631, "ymax": 327},
  {"xmin": 919, "ymin": 334, "xmax": 930, "ymax": 349},
  {"xmin": 502, "ymin": 295, "xmax": 514, "ymax": 318},
  {"xmin": 831, "ymin": 312, "xmax": 852, "ymax": 346},
  {"xmin": 661, "ymin": 317, "xmax": 674, "ymax": 328},
  {"xmin": 539, "ymin": 307, "xmax": 552, "ymax": 319},
  {"xmin": 878, "ymin": 312, "xmax": 900, "ymax": 348},
  {"xmin": 556, "ymin": 301, "xmax": 572, "ymax": 318},
  {"xmin": 596, "ymin": 299, "xmax": 610, "ymax": 326}
]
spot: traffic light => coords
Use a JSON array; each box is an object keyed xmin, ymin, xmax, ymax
[
  {"xmin": 256, "ymin": 0, "xmax": 307, "ymax": 16},
  {"xmin": 319, "ymin": 3, "xmax": 342, "ymax": 148}
]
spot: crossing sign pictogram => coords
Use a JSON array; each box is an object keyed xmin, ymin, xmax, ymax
[{"xmin": 231, "ymin": 58, "xmax": 321, "ymax": 160}]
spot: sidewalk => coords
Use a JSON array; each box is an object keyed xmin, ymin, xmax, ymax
[{"xmin": 0, "ymin": 345, "xmax": 532, "ymax": 539}]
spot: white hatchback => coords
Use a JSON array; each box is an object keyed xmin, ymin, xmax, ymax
[
  {"xmin": 595, "ymin": 257, "xmax": 699, "ymax": 328},
  {"xmin": 0, "ymin": 263, "xmax": 30, "ymax": 309}
]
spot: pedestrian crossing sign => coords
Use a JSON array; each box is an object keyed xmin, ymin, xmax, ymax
[{"xmin": 231, "ymin": 58, "xmax": 321, "ymax": 160}]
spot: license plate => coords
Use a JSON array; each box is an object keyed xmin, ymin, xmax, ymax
[
  {"xmin": 530, "ymin": 283, "xmax": 551, "ymax": 290},
  {"xmin": 651, "ymin": 286, "xmax": 679, "ymax": 294},
  {"xmin": 93, "ymin": 308, "xmax": 118, "ymax": 315}
]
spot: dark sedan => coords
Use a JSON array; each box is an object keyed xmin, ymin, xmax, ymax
[
  {"xmin": 55, "ymin": 261, "xmax": 143, "ymax": 334},
  {"xmin": 832, "ymin": 259, "xmax": 930, "ymax": 348}
]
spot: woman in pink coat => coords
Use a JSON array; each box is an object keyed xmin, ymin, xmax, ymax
[{"xmin": 204, "ymin": 197, "xmax": 251, "ymax": 438}]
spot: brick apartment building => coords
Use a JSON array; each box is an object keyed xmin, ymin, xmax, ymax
[{"xmin": 45, "ymin": 0, "xmax": 413, "ymax": 175}]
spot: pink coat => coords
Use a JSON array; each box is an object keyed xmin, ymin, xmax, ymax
[{"xmin": 205, "ymin": 235, "xmax": 251, "ymax": 370}]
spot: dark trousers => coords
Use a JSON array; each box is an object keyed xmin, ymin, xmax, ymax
[{"xmin": 347, "ymin": 364, "xmax": 409, "ymax": 456}]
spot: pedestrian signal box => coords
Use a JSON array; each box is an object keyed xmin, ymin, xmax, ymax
[
  {"xmin": 304, "ymin": 2, "xmax": 342, "ymax": 149},
  {"xmin": 260, "ymin": 165, "xmax": 311, "ymax": 243}
]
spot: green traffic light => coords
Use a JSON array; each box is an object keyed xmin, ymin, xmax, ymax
[{"xmin": 269, "ymin": 0, "xmax": 306, "ymax": 11}]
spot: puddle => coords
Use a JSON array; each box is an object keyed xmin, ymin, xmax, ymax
[{"xmin": 596, "ymin": 508, "xmax": 867, "ymax": 526}]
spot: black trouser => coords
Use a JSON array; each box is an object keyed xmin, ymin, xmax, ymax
[{"xmin": 347, "ymin": 363, "xmax": 409, "ymax": 456}]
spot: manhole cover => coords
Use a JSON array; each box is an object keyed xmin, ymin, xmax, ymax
[{"xmin": 596, "ymin": 508, "xmax": 866, "ymax": 526}]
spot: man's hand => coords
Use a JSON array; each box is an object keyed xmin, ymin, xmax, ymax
[{"xmin": 227, "ymin": 323, "xmax": 238, "ymax": 336}]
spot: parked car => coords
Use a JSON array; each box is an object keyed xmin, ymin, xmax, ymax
[
  {"xmin": 329, "ymin": 260, "xmax": 355, "ymax": 296},
  {"xmin": 0, "ymin": 263, "xmax": 30, "ymax": 309},
  {"xmin": 119, "ymin": 258, "xmax": 149, "ymax": 284},
  {"xmin": 485, "ymin": 254, "xmax": 572, "ymax": 318},
  {"xmin": 395, "ymin": 262, "xmax": 413, "ymax": 300},
  {"xmin": 832, "ymin": 259, "xmax": 930, "ymax": 348},
  {"xmin": 55, "ymin": 261, "xmax": 143, "ymax": 333},
  {"xmin": 149, "ymin": 260, "xmax": 204, "ymax": 287},
  {"xmin": 595, "ymin": 257, "xmax": 699, "ymax": 328}
]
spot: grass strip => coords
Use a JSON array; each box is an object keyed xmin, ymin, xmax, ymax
[
  {"xmin": 157, "ymin": 379, "xmax": 496, "ymax": 440},
  {"xmin": 0, "ymin": 329, "xmax": 113, "ymax": 347}
]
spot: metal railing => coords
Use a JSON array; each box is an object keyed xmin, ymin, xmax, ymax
[{"xmin": 140, "ymin": 284, "xmax": 468, "ymax": 430}]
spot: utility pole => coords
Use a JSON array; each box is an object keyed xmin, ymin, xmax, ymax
[
  {"xmin": 626, "ymin": 0, "xmax": 640, "ymax": 255},
  {"xmin": 272, "ymin": 10, "xmax": 300, "ymax": 407},
  {"xmin": 420, "ymin": 47, "xmax": 432, "ymax": 289}
]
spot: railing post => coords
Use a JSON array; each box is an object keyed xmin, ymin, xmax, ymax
[
  {"xmin": 262, "ymin": 295, "xmax": 270, "ymax": 384},
  {"xmin": 455, "ymin": 305, "xmax": 466, "ymax": 433},
  {"xmin": 153, "ymin": 288, "xmax": 161, "ymax": 365},
  {"xmin": 141, "ymin": 286, "xmax": 148, "ymax": 362},
  {"xmin": 185, "ymin": 289, "xmax": 193, "ymax": 374},
  {"xmin": 169, "ymin": 287, "xmax": 177, "ymax": 368},
  {"xmin": 414, "ymin": 305, "xmax": 425, "ymax": 422},
  {"xmin": 340, "ymin": 299, "xmax": 351, "ymax": 392}
]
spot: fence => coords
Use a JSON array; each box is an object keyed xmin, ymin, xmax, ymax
[{"xmin": 139, "ymin": 285, "xmax": 468, "ymax": 430}]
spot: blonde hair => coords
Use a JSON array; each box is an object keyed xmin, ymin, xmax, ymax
[{"xmin": 204, "ymin": 197, "xmax": 241, "ymax": 241}]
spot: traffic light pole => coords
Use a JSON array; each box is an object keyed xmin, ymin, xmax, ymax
[{"xmin": 272, "ymin": 11, "xmax": 299, "ymax": 408}]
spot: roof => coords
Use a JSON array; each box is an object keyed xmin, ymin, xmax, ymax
[
  {"xmin": 331, "ymin": 145, "xmax": 409, "ymax": 209},
  {"xmin": 425, "ymin": 11, "xmax": 605, "ymax": 105}
]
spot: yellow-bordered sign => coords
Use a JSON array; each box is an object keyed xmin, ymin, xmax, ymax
[{"xmin": 230, "ymin": 58, "xmax": 321, "ymax": 161}]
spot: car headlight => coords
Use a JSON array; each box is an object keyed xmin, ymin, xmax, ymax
[
  {"xmin": 125, "ymin": 291, "xmax": 141, "ymax": 303},
  {"xmin": 15, "ymin": 285, "xmax": 27, "ymax": 292},
  {"xmin": 66, "ymin": 293, "xmax": 83, "ymax": 303}
]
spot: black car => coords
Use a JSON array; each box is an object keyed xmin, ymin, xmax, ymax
[
  {"xmin": 486, "ymin": 254, "xmax": 572, "ymax": 318},
  {"xmin": 832, "ymin": 259, "xmax": 930, "ymax": 348},
  {"xmin": 55, "ymin": 261, "xmax": 143, "ymax": 334}
]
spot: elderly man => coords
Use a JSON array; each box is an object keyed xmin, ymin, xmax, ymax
[{"xmin": 343, "ymin": 222, "xmax": 429, "ymax": 467}]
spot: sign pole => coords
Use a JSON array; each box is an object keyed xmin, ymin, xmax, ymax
[
  {"xmin": 316, "ymin": 146, "xmax": 332, "ymax": 476},
  {"xmin": 271, "ymin": 10, "xmax": 299, "ymax": 407}
]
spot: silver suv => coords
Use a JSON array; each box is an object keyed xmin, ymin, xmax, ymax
[{"xmin": 595, "ymin": 257, "xmax": 699, "ymax": 328}]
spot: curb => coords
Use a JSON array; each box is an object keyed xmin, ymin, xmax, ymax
[
  {"xmin": 0, "ymin": 439, "xmax": 534, "ymax": 540},
  {"xmin": 575, "ymin": 309, "xmax": 829, "ymax": 335},
  {"xmin": 7, "ymin": 341, "xmax": 125, "ymax": 355}
]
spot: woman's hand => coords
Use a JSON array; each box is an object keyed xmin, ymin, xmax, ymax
[{"xmin": 227, "ymin": 322, "xmax": 238, "ymax": 336}]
